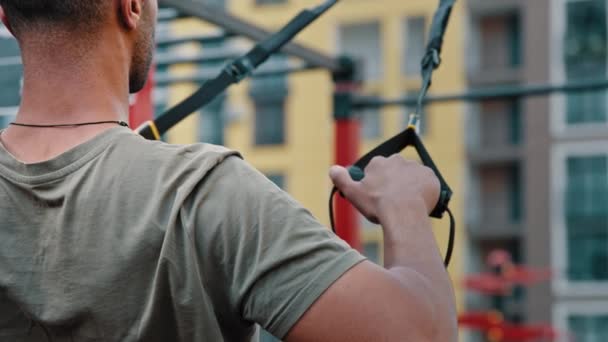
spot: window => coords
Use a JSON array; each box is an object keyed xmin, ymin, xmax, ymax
[
  {"xmin": 203, "ymin": 0, "xmax": 226, "ymax": 9},
  {"xmin": 266, "ymin": 173, "xmax": 285, "ymax": 190},
  {"xmin": 509, "ymin": 164, "xmax": 523, "ymax": 222},
  {"xmin": 478, "ymin": 98, "xmax": 522, "ymax": 147},
  {"xmin": 403, "ymin": 17, "xmax": 427, "ymax": 77},
  {"xmin": 509, "ymin": 98, "xmax": 523, "ymax": 145},
  {"xmin": 338, "ymin": 22, "xmax": 383, "ymax": 81},
  {"xmin": 569, "ymin": 314, "xmax": 608, "ymax": 341},
  {"xmin": 250, "ymin": 55, "xmax": 288, "ymax": 146},
  {"xmin": 564, "ymin": 0, "xmax": 607, "ymax": 124},
  {"xmin": 565, "ymin": 155, "xmax": 608, "ymax": 281},
  {"xmin": 479, "ymin": 12, "xmax": 522, "ymax": 70},
  {"xmin": 0, "ymin": 29, "xmax": 22, "ymax": 125},
  {"xmin": 198, "ymin": 39, "xmax": 227, "ymax": 145},
  {"xmin": 199, "ymin": 95, "xmax": 225, "ymax": 145},
  {"xmin": 478, "ymin": 164, "xmax": 523, "ymax": 226},
  {"xmin": 339, "ymin": 22, "xmax": 383, "ymax": 139}
]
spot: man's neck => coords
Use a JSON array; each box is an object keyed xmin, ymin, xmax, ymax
[
  {"xmin": 17, "ymin": 35, "xmax": 131, "ymax": 125},
  {"xmin": 0, "ymin": 33, "xmax": 133, "ymax": 164}
]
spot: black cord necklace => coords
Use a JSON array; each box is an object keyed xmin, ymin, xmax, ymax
[{"xmin": 9, "ymin": 120, "xmax": 129, "ymax": 128}]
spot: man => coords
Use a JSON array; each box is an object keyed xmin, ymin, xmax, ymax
[{"xmin": 0, "ymin": 0, "xmax": 457, "ymax": 341}]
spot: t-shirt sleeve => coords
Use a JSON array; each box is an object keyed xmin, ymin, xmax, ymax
[{"xmin": 191, "ymin": 156, "xmax": 366, "ymax": 339}]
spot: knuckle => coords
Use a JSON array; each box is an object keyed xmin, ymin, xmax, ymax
[
  {"xmin": 388, "ymin": 154, "xmax": 403, "ymax": 162},
  {"xmin": 369, "ymin": 156, "xmax": 386, "ymax": 166},
  {"xmin": 422, "ymin": 165, "xmax": 436, "ymax": 177},
  {"xmin": 401, "ymin": 158, "xmax": 418, "ymax": 166},
  {"xmin": 366, "ymin": 156, "xmax": 386, "ymax": 172}
]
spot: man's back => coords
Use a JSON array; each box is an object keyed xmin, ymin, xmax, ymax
[{"xmin": 0, "ymin": 127, "xmax": 365, "ymax": 341}]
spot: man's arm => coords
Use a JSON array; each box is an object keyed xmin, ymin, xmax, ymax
[{"xmin": 285, "ymin": 155, "xmax": 457, "ymax": 341}]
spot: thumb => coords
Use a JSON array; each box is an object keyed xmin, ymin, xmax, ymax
[{"xmin": 329, "ymin": 165, "xmax": 359, "ymax": 197}]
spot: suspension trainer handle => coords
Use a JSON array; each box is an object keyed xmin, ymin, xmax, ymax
[{"xmin": 346, "ymin": 126, "xmax": 452, "ymax": 219}]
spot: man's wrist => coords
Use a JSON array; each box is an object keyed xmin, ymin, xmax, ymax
[{"xmin": 377, "ymin": 197, "xmax": 429, "ymax": 231}]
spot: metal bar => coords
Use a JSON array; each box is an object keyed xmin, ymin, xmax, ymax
[
  {"xmin": 154, "ymin": 63, "xmax": 317, "ymax": 87},
  {"xmin": 0, "ymin": 107, "xmax": 18, "ymax": 117},
  {"xmin": 156, "ymin": 32, "xmax": 235, "ymax": 47},
  {"xmin": 332, "ymin": 58, "xmax": 361, "ymax": 251},
  {"xmin": 334, "ymin": 118, "xmax": 361, "ymax": 251},
  {"xmin": 353, "ymin": 79, "xmax": 608, "ymax": 109},
  {"xmin": 129, "ymin": 68, "xmax": 155, "ymax": 129},
  {"xmin": 0, "ymin": 56, "xmax": 22, "ymax": 67},
  {"xmin": 158, "ymin": 7, "xmax": 183, "ymax": 22},
  {"xmin": 155, "ymin": 49, "xmax": 242, "ymax": 67},
  {"xmin": 158, "ymin": 0, "xmax": 340, "ymax": 71}
]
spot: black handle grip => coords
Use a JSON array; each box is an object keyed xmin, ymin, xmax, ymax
[{"xmin": 347, "ymin": 166, "xmax": 365, "ymax": 182}]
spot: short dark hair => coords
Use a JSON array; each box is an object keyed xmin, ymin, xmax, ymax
[{"xmin": 0, "ymin": 0, "xmax": 106, "ymax": 34}]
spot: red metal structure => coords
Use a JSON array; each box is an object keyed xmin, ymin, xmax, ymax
[
  {"xmin": 332, "ymin": 59, "xmax": 362, "ymax": 251},
  {"xmin": 460, "ymin": 250, "xmax": 563, "ymax": 341},
  {"xmin": 459, "ymin": 312, "xmax": 563, "ymax": 342},
  {"xmin": 129, "ymin": 68, "xmax": 156, "ymax": 128},
  {"xmin": 333, "ymin": 109, "xmax": 361, "ymax": 250}
]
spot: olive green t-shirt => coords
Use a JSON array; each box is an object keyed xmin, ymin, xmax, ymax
[{"xmin": 0, "ymin": 127, "xmax": 365, "ymax": 341}]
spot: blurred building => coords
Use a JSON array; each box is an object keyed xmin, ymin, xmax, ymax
[
  {"xmin": 465, "ymin": 0, "xmax": 608, "ymax": 341},
  {"xmin": 464, "ymin": 0, "xmax": 528, "ymax": 334},
  {"xmin": 156, "ymin": 0, "xmax": 467, "ymax": 340}
]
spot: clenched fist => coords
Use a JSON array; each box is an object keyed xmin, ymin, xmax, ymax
[{"xmin": 330, "ymin": 155, "xmax": 440, "ymax": 224}]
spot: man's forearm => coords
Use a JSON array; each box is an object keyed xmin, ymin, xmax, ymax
[
  {"xmin": 380, "ymin": 201, "xmax": 447, "ymax": 280},
  {"xmin": 379, "ymin": 201, "xmax": 457, "ymax": 340}
]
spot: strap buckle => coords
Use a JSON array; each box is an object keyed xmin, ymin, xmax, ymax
[
  {"xmin": 226, "ymin": 57, "xmax": 255, "ymax": 82},
  {"xmin": 421, "ymin": 48, "xmax": 441, "ymax": 71}
]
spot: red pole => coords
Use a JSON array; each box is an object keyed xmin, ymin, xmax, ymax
[
  {"xmin": 333, "ymin": 79, "xmax": 361, "ymax": 251},
  {"xmin": 129, "ymin": 66, "xmax": 156, "ymax": 128}
]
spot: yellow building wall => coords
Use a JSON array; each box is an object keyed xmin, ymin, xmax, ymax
[{"xmin": 164, "ymin": 0, "xmax": 468, "ymax": 322}]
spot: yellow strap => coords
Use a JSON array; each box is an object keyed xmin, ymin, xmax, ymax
[
  {"xmin": 147, "ymin": 121, "xmax": 161, "ymax": 140},
  {"xmin": 135, "ymin": 120, "xmax": 161, "ymax": 140}
]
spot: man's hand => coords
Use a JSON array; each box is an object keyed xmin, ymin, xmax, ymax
[{"xmin": 329, "ymin": 155, "xmax": 441, "ymax": 224}]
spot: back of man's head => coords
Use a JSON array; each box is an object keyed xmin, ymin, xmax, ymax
[
  {"xmin": 0, "ymin": 0, "xmax": 156, "ymax": 93},
  {"xmin": 0, "ymin": 0, "xmax": 106, "ymax": 36}
]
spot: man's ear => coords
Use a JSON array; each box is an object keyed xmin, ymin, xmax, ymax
[
  {"xmin": 119, "ymin": 0, "xmax": 144, "ymax": 30},
  {"xmin": 0, "ymin": 6, "xmax": 16, "ymax": 37}
]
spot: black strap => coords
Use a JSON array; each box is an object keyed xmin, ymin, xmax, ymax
[
  {"xmin": 139, "ymin": 0, "xmax": 339, "ymax": 140},
  {"xmin": 417, "ymin": 0, "xmax": 456, "ymax": 115},
  {"xmin": 154, "ymin": 70, "xmax": 235, "ymax": 137}
]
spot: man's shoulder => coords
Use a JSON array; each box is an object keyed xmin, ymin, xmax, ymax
[
  {"xmin": 108, "ymin": 131, "xmax": 243, "ymax": 183},
  {"xmin": 118, "ymin": 132, "xmax": 240, "ymax": 166}
]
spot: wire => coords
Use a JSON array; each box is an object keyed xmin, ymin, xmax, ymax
[
  {"xmin": 329, "ymin": 187, "xmax": 338, "ymax": 233},
  {"xmin": 444, "ymin": 207, "xmax": 455, "ymax": 267},
  {"xmin": 329, "ymin": 189, "xmax": 456, "ymax": 268},
  {"xmin": 10, "ymin": 121, "xmax": 129, "ymax": 128}
]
